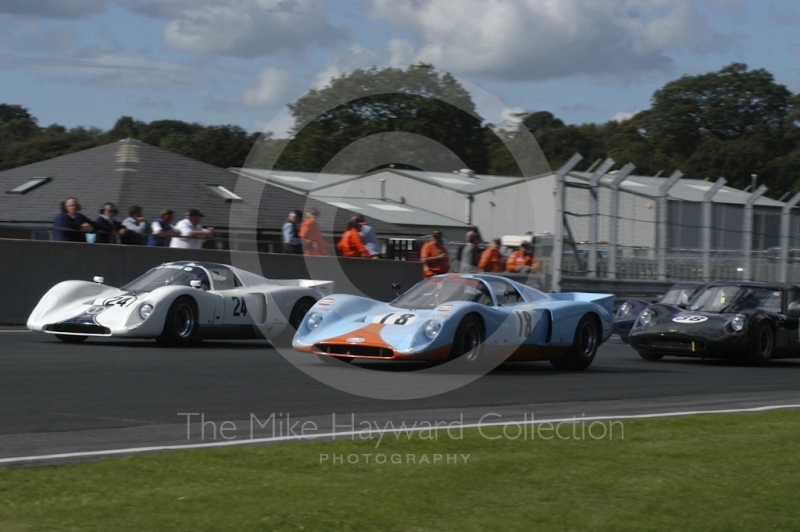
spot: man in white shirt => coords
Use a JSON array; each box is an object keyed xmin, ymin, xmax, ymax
[{"xmin": 170, "ymin": 209, "xmax": 215, "ymax": 249}]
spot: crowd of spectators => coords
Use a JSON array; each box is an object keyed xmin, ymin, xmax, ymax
[{"xmin": 52, "ymin": 198, "xmax": 215, "ymax": 248}]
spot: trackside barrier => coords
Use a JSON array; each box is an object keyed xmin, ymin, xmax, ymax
[{"xmin": 0, "ymin": 239, "xmax": 423, "ymax": 325}]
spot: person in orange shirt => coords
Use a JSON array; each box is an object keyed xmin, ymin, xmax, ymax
[
  {"xmin": 506, "ymin": 241, "xmax": 540, "ymax": 273},
  {"xmin": 299, "ymin": 207, "xmax": 327, "ymax": 256},
  {"xmin": 420, "ymin": 230, "xmax": 450, "ymax": 277},
  {"xmin": 478, "ymin": 237, "xmax": 505, "ymax": 272},
  {"xmin": 337, "ymin": 219, "xmax": 373, "ymax": 258}
]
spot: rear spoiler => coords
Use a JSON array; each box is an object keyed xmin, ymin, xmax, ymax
[
  {"xmin": 550, "ymin": 292, "xmax": 615, "ymax": 315},
  {"xmin": 269, "ymin": 279, "xmax": 335, "ymax": 297}
]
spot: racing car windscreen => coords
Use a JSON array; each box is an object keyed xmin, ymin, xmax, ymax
[
  {"xmin": 689, "ymin": 285, "xmax": 781, "ymax": 314},
  {"xmin": 122, "ymin": 265, "xmax": 211, "ymax": 293},
  {"xmin": 391, "ymin": 277, "xmax": 493, "ymax": 310}
]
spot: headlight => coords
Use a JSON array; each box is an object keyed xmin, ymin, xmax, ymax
[
  {"xmin": 139, "ymin": 303, "xmax": 154, "ymax": 320},
  {"xmin": 730, "ymin": 314, "xmax": 746, "ymax": 332},
  {"xmin": 307, "ymin": 313, "xmax": 323, "ymax": 330},
  {"xmin": 424, "ymin": 319, "xmax": 443, "ymax": 339},
  {"xmin": 639, "ymin": 309, "xmax": 656, "ymax": 328},
  {"xmin": 618, "ymin": 303, "xmax": 633, "ymax": 317}
]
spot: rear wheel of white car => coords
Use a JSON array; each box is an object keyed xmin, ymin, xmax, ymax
[
  {"xmin": 157, "ymin": 296, "xmax": 200, "ymax": 347},
  {"xmin": 290, "ymin": 297, "xmax": 316, "ymax": 331},
  {"xmin": 55, "ymin": 334, "xmax": 88, "ymax": 344},
  {"xmin": 451, "ymin": 315, "xmax": 484, "ymax": 362},
  {"xmin": 551, "ymin": 314, "xmax": 598, "ymax": 371}
]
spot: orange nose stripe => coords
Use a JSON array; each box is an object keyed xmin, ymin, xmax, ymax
[{"xmin": 319, "ymin": 323, "xmax": 391, "ymax": 348}]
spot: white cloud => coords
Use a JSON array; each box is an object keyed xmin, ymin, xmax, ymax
[
  {"xmin": 157, "ymin": 0, "xmax": 345, "ymax": 58},
  {"xmin": 366, "ymin": 0, "xmax": 728, "ymax": 82},
  {"xmin": 611, "ymin": 110, "xmax": 638, "ymax": 122},
  {"xmin": 255, "ymin": 112, "xmax": 295, "ymax": 137},
  {"xmin": 242, "ymin": 67, "xmax": 298, "ymax": 108},
  {"xmin": 312, "ymin": 38, "xmax": 416, "ymax": 89},
  {"xmin": 0, "ymin": 0, "xmax": 107, "ymax": 19}
]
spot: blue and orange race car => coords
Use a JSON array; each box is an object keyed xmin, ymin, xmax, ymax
[{"xmin": 292, "ymin": 274, "xmax": 614, "ymax": 371}]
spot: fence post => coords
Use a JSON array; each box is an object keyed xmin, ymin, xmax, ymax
[
  {"xmin": 608, "ymin": 163, "xmax": 635, "ymax": 279},
  {"xmin": 743, "ymin": 185, "xmax": 768, "ymax": 281},
  {"xmin": 780, "ymin": 192, "xmax": 800, "ymax": 282},
  {"xmin": 702, "ymin": 178, "xmax": 727, "ymax": 282},
  {"xmin": 551, "ymin": 153, "xmax": 583, "ymax": 292},
  {"xmin": 657, "ymin": 170, "xmax": 683, "ymax": 281},
  {"xmin": 588, "ymin": 158, "xmax": 615, "ymax": 278}
]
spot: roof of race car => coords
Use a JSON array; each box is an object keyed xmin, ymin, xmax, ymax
[{"xmin": 704, "ymin": 280, "xmax": 800, "ymax": 291}]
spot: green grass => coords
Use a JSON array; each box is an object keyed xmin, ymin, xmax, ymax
[{"xmin": 2, "ymin": 410, "xmax": 800, "ymax": 531}]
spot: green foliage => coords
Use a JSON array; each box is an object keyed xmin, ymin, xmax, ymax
[{"xmin": 277, "ymin": 64, "xmax": 489, "ymax": 173}]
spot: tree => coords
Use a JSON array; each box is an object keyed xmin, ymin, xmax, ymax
[{"xmin": 277, "ymin": 64, "xmax": 489, "ymax": 173}]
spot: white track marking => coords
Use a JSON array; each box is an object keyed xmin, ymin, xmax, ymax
[{"xmin": 1, "ymin": 403, "xmax": 799, "ymax": 465}]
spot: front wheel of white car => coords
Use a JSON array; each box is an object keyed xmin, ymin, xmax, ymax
[
  {"xmin": 156, "ymin": 296, "xmax": 200, "ymax": 347},
  {"xmin": 55, "ymin": 334, "xmax": 88, "ymax": 344}
]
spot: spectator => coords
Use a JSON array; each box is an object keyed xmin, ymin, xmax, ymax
[
  {"xmin": 420, "ymin": 230, "xmax": 450, "ymax": 277},
  {"xmin": 455, "ymin": 230, "xmax": 481, "ymax": 273},
  {"xmin": 299, "ymin": 208, "xmax": 327, "ymax": 256},
  {"xmin": 282, "ymin": 210, "xmax": 303, "ymax": 254},
  {"xmin": 478, "ymin": 237, "xmax": 505, "ymax": 272},
  {"xmin": 121, "ymin": 205, "xmax": 151, "ymax": 245},
  {"xmin": 170, "ymin": 209, "xmax": 215, "ymax": 249},
  {"xmin": 337, "ymin": 219, "xmax": 373, "ymax": 258},
  {"xmin": 148, "ymin": 209, "xmax": 179, "ymax": 247},
  {"xmin": 357, "ymin": 216, "xmax": 380, "ymax": 258},
  {"xmin": 506, "ymin": 241, "xmax": 540, "ymax": 273},
  {"xmin": 94, "ymin": 202, "xmax": 127, "ymax": 244},
  {"xmin": 53, "ymin": 197, "xmax": 94, "ymax": 242}
]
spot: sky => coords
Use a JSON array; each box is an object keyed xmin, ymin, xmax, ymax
[{"xmin": 1, "ymin": 0, "xmax": 800, "ymax": 138}]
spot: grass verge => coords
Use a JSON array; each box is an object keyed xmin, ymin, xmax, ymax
[{"xmin": 1, "ymin": 410, "xmax": 800, "ymax": 531}]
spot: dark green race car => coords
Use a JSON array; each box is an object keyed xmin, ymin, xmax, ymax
[{"xmin": 629, "ymin": 281, "xmax": 800, "ymax": 365}]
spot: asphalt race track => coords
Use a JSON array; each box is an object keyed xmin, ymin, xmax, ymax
[{"xmin": 2, "ymin": 329, "xmax": 800, "ymax": 463}]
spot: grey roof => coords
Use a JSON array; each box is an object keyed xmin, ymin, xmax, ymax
[
  {"xmin": 312, "ymin": 196, "xmax": 471, "ymax": 229},
  {"xmin": 569, "ymin": 171, "xmax": 786, "ymax": 208},
  {"xmin": 0, "ymin": 139, "xmax": 413, "ymax": 236},
  {"xmin": 234, "ymin": 167, "xmax": 526, "ymax": 195}
]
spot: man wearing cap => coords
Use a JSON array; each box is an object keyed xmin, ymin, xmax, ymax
[
  {"xmin": 170, "ymin": 209, "xmax": 215, "ymax": 249},
  {"xmin": 299, "ymin": 208, "xmax": 327, "ymax": 256},
  {"xmin": 283, "ymin": 210, "xmax": 303, "ymax": 254},
  {"xmin": 478, "ymin": 237, "xmax": 505, "ymax": 272},
  {"xmin": 420, "ymin": 230, "xmax": 450, "ymax": 278},
  {"xmin": 506, "ymin": 241, "xmax": 540, "ymax": 273}
]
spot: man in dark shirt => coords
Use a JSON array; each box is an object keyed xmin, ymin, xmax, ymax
[
  {"xmin": 94, "ymin": 202, "xmax": 127, "ymax": 244},
  {"xmin": 53, "ymin": 197, "xmax": 95, "ymax": 242},
  {"xmin": 147, "ymin": 209, "xmax": 179, "ymax": 246}
]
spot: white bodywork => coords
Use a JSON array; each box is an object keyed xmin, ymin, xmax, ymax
[{"xmin": 27, "ymin": 261, "xmax": 333, "ymax": 341}]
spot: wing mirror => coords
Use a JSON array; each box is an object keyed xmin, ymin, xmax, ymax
[
  {"xmin": 93, "ymin": 276, "xmax": 104, "ymax": 284},
  {"xmin": 190, "ymin": 280, "xmax": 202, "ymax": 289},
  {"xmin": 392, "ymin": 283, "xmax": 402, "ymax": 296}
]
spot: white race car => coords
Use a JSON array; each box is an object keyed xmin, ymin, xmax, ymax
[{"xmin": 27, "ymin": 261, "xmax": 333, "ymax": 346}]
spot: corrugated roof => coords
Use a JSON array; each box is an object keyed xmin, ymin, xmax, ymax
[
  {"xmin": 312, "ymin": 196, "xmax": 471, "ymax": 229},
  {"xmin": 569, "ymin": 171, "xmax": 786, "ymax": 208}
]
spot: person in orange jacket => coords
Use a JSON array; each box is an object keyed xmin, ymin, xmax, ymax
[
  {"xmin": 420, "ymin": 230, "xmax": 450, "ymax": 278},
  {"xmin": 299, "ymin": 207, "xmax": 327, "ymax": 256},
  {"xmin": 337, "ymin": 219, "xmax": 373, "ymax": 258},
  {"xmin": 506, "ymin": 241, "xmax": 540, "ymax": 273},
  {"xmin": 478, "ymin": 237, "xmax": 505, "ymax": 272}
]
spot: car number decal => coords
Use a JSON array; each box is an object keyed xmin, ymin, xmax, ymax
[
  {"xmin": 102, "ymin": 295, "xmax": 137, "ymax": 307},
  {"xmin": 513, "ymin": 310, "xmax": 533, "ymax": 338},
  {"xmin": 372, "ymin": 312, "xmax": 419, "ymax": 325},
  {"xmin": 673, "ymin": 315, "xmax": 708, "ymax": 323}
]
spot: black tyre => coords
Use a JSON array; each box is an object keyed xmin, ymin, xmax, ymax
[
  {"xmin": 746, "ymin": 320, "xmax": 774, "ymax": 366},
  {"xmin": 450, "ymin": 315, "xmax": 484, "ymax": 362},
  {"xmin": 551, "ymin": 314, "xmax": 599, "ymax": 371},
  {"xmin": 156, "ymin": 296, "xmax": 200, "ymax": 347},
  {"xmin": 619, "ymin": 334, "xmax": 629, "ymax": 344},
  {"xmin": 55, "ymin": 334, "xmax": 88, "ymax": 344},
  {"xmin": 289, "ymin": 297, "xmax": 316, "ymax": 331},
  {"xmin": 638, "ymin": 351, "xmax": 664, "ymax": 361}
]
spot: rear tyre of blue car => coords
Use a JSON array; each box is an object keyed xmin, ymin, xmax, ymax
[
  {"xmin": 451, "ymin": 315, "xmax": 484, "ymax": 362},
  {"xmin": 157, "ymin": 296, "xmax": 200, "ymax": 347},
  {"xmin": 551, "ymin": 314, "xmax": 598, "ymax": 371}
]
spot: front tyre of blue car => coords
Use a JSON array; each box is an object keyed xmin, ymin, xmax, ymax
[
  {"xmin": 156, "ymin": 296, "xmax": 200, "ymax": 347},
  {"xmin": 745, "ymin": 320, "xmax": 774, "ymax": 366},
  {"xmin": 551, "ymin": 314, "xmax": 599, "ymax": 371},
  {"xmin": 450, "ymin": 315, "xmax": 484, "ymax": 362}
]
